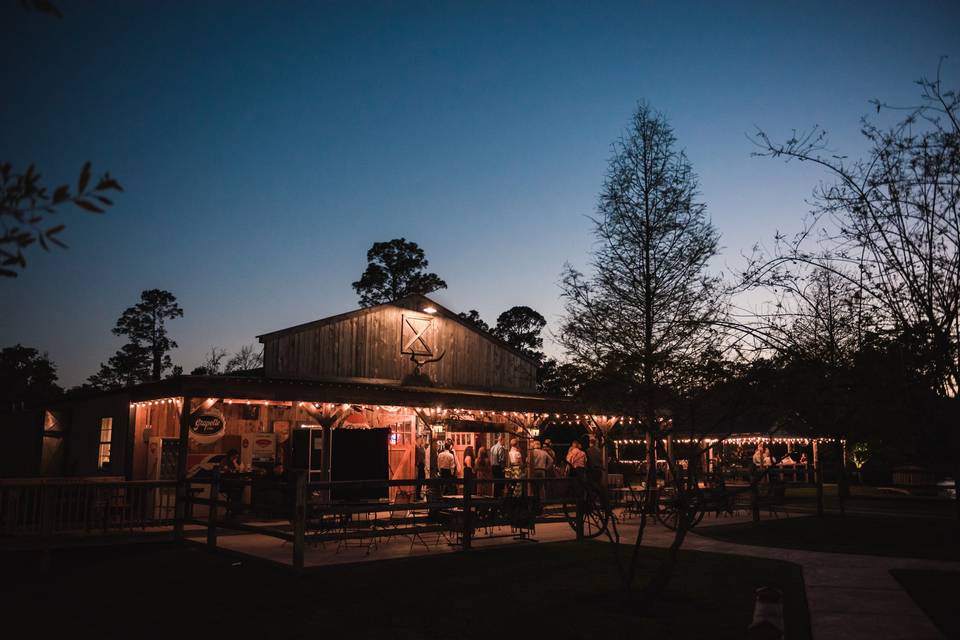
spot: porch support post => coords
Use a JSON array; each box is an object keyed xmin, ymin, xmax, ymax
[
  {"xmin": 665, "ymin": 434, "xmax": 674, "ymax": 483},
  {"xmin": 462, "ymin": 469, "xmax": 473, "ymax": 550},
  {"xmin": 812, "ymin": 439, "xmax": 820, "ymax": 487},
  {"xmin": 293, "ymin": 469, "xmax": 306, "ymax": 572},
  {"xmin": 575, "ymin": 479, "xmax": 585, "ymax": 540},
  {"xmin": 174, "ymin": 396, "xmax": 193, "ymax": 541},
  {"xmin": 206, "ymin": 468, "xmax": 220, "ymax": 550}
]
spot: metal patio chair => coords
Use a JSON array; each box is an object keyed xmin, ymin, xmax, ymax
[{"xmin": 375, "ymin": 490, "xmax": 430, "ymax": 551}]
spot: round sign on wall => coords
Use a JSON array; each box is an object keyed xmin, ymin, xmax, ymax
[{"xmin": 189, "ymin": 411, "xmax": 226, "ymax": 445}]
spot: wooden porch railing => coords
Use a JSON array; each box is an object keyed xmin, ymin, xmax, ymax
[
  {"xmin": 0, "ymin": 479, "xmax": 178, "ymax": 540},
  {"xmin": 180, "ymin": 473, "xmax": 592, "ymax": 571}
]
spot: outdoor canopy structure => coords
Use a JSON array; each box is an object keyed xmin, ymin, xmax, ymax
[
  {"xmin": 30, "ymin": 294, "xmax": 634, "ymax": 485},
  {"xmin": 30, "ymin": 294, "xmax": 831, "ymax": 490}
]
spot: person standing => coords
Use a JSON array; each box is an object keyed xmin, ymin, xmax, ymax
[
  {"xmin": 762, "ymin": 445, "xmax": 775, "ymax": 482},
  {"xmin": 489, "ymin": 435, "xmax": 506, "ymax": 497},
  {"xmin": 414, "ymin": 436, "xmax": 427, "ymax": 501},
  {"xmin": 762, "ymin": 445, "xmax": 773, "ymax": 468},
  {"xmin": 751, "ymin": 444, "xmax": 764, "ymax": 469},
  {"xmin": 566, "ymin": 440, "xmax": 587, "ymax": 480},
  {"xmin": 462, "ymin": 445, "xmax": 476, "ymax": 497},
  {"xmin": 542, "ymin": 439, "xmax": 556, "ymax": 466},
  {"xmin": 506, "ymin": 438, "xmax": 523, "ymax": 497},
  {"xmin": 528, "ymin": 440, "xmax": 549, "ymax": 499},
  {"xmin": 586, "ymin": 436, "xmax": 603, "ymax": 485},
  {"xmin": 542, "ymin": 439, "xmax": 557, "ymax": 498},
  {"xmin": 475, "ymin": 441, "xmax": 491, "ymax": 496},
  {"xmin": 437, "ymin": 442, "xmax": 458, "ymax": 495}
]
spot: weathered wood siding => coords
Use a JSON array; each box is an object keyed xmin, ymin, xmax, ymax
[{"xmin": 260, "ymin": 301, "xmax": 538, "ymax": 392}]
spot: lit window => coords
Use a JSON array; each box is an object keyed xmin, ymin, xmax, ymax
[{"xmin": 98, "ymin": 417, "xmax": 113, "ymax": 470}]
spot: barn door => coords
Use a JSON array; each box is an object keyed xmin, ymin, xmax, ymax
[{"xmin": 386, "ymin": 416, "xmax": 416, "ymax": 501}]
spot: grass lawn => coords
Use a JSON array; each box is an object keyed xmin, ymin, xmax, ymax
[
  {"xmin": 1, "ymin": 540, "xmax": 809, "ymax": 640},
  {"xmin": 890, "ymin": 568, "xmax": 960, "ymax": 639},
  {"xmin": 697, "ymin": 515, "xmax": 960, "ymax": 560}
]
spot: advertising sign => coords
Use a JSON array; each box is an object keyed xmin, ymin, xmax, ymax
[{"xmin": 189, "ymin": 411, "xmax": 226, "ymax": 445}]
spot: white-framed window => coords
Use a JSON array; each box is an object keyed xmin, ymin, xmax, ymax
[
  {"xmin": 98, "ymin": 417, "xmax": 113, "ymax": 470},
  {"xmin": 452, "ymin": 433, "xmax": 473, "ymax": 447},
  {"xmin": 387, "ymin": 418, "xmax": 415, "ymax": 446}
]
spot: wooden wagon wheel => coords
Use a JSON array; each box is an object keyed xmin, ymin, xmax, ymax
[
  {"xmin": 563, "ymin": 478, "xmax": 611, "ymax": 539},
  {"xmin": 656, "ymin": 490, "xmax": 706, "ymax": 531}
]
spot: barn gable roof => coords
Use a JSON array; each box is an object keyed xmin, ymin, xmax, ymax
[{"xmin": 256, "ymin": 294, "xmax": 541, "ymax": 366}]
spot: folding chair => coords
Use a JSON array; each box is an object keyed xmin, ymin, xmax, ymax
[{"xmin": 377, "ymin": 490, "xmax": 430, "ymax": 551}]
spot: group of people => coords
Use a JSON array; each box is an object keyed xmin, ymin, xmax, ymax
[
  {"xmin": 216, "ymin": 448, "xmax": 294, "ymax": 517},
  {"xmin": 751, "ymin": 443, "xmax": 810, "ymax": 482},
  {"xmin": 751, "ymin": 444, "xmax": 809, "ymax": 469},
  {"xmin": 413, "ymin": 433, "xmax": 605, "ymax": 500}
]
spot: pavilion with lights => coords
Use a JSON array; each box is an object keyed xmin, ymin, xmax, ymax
[
  {"xmin": 33, "ymin": 293, "xmax": 841, "ymax": 489},
  {"xmin": 37, "ymin": 294, "xmax": 620, "ymax": 485},
  {"xmin": 610, "ymin": 432, "xmax": 841, "ymax": 482}
]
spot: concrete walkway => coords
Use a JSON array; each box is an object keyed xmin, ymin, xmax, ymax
[{"xmin": 618, "ymin": 519, "xmax": 958, "ymax": 640}]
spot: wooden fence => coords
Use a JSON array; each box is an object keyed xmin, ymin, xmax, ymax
[
  {"xmin": 0, "ymin": 479, "xmax": 178, "ymax": 539},
  {"xmin": 180, "ymin": 473, "xmax": 591, "ymax": 571}
]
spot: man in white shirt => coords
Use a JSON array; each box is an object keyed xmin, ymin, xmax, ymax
[
  {"xmin": 528, "ymin": 440, "xmax": 550, "ymax": 499},
  {"xmin": 437, "ymin": 441, "xmax": 458, "ymax": 495}
]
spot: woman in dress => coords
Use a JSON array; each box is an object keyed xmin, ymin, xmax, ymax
[
  {"xmin": 506, "ymin": 438, "xmax": 524, "ymax": 497},
  {"xmin": 475, "ymin": 442, "xmax": 491, "ymax": 496},
  {"xmin": 462, "ymin": 445, "xmax": 475, "ymax": 495}
]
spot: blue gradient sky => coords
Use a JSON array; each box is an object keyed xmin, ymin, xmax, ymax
[{"xmin": 2, "ymin": 1, "xmax": 957, "ymax": 386}]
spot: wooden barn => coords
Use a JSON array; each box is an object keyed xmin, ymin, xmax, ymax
[
  {"xmin": 259, "ymin": 294, "xmax": 538, "ymax": 392},
  {"xmin": 21, "ymin": 295, "xmax": 591, "ymax": 490}
]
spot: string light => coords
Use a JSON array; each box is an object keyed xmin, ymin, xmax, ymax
[
  {"xmin": 129, "ymin": 396, "xmax": 182, "ymax": 408},
  {"xmin": 612, "ymin": 436, "xmax": 839, "ymax": 445}
]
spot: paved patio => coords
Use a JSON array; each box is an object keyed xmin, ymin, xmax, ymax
[{"xmin": 212, "ymin": 518, "xmax": 580, "ymax": 568}]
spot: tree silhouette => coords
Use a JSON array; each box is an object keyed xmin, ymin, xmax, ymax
[
  {"xmin": 559, "ymin": 102, "xmax": 727, "ymax": 599},
  {"xmin": 225, "ymin": 344, "xmax": 263, "ymax": 373},
  {"xmin": 352, "ymin": 238, "xmax": 446, "ymax": 307},
  {"xmin": 492, "ymin": 306, "xmax": 546, "ymax": 359},
  {"xmin": 0, "ymin": 344, "xmax": 61, "ymax": 412},
  {"xmin": 457, "ymin": 309, "xmax": 490, "ymax": 332},
  {"xmin": 87, "ymin": 343, "xmax": 151, "ymax": 390},
  {"xmin": 752, "ymin": 61, "xmax": 958, "ymax": 400},
  {"xmin": 737, "ymin": 256, "xmax": 868, "ymax": 515},
  {"xmin": 111, "ymin": 289, "xmax": 183, "ymax": 381},
  {"xmin": 537, "ymin": 358, "xmax": 583, "ymax": 396},
  {"xmin": 752, "ymin": 62, "xmax": 960, "ymax": 516},
  {"xmin": 190, "ymin": 347, "xmax": 228, "ymax": 375}
]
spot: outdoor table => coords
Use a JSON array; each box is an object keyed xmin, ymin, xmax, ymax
[{"xmin": 616, "ymin": 483, "xmax": 648, "ymax": 519}]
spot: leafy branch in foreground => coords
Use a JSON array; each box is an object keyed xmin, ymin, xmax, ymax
[{"xmin": 0, "ymin": 161, "xmax": 122, "ymax": 277}]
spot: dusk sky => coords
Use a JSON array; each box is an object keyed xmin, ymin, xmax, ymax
[{"xmin": 3, "ymin": 0, "xmax": 957, "ymax": 387}]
